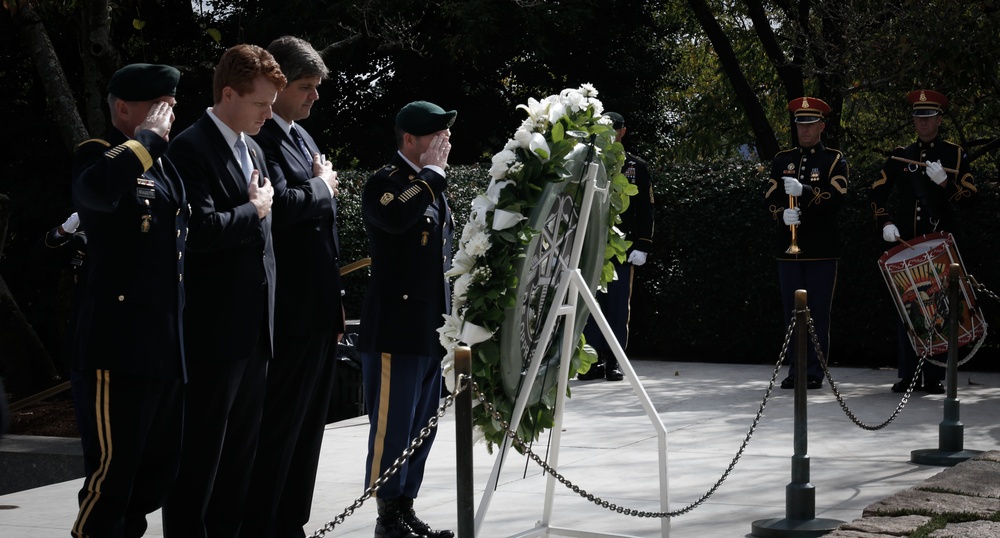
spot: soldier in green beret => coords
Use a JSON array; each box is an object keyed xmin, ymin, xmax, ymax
[
  {"xmin": 70, "ymin": 62, "xmax": 188, "ymax": 538},
  {"xmin": 360, "ymin": 100, "xmax": 456, "ymax": 538}
]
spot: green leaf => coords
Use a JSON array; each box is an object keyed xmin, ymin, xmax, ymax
[{"xmin": 206, "ymin": 28, "xmax": 222, "ymax": 44}]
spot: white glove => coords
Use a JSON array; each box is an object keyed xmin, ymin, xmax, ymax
[
  {"xmin": 925, "ymin": 160, "xmax": 947, "ymax": 185},
  {"xmin": 882, "ymin": 224, "xmax": 901, "ymax": 243},
  {"xmin": 782, "ymin": 176, "xmax": 803, "ymax": 196},
  {"xmin": 782, "ymin": 208, "xmax": 800, "ymax": 226},
  {"xmin": 627, "ymin": 250, "xmax": 647, "ymax": 266},
  {"xmin": 60, "ymin": 212, "xmax": 80, "ymax": 234}
]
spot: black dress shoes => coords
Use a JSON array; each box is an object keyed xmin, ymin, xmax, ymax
[
  {"xmin": 577, "ymin": 361, "xmax": 605, "ymax": 380},
  {"xmin": 780, "ymin": 376, "xmax": 822, "ymax": 389},
  {"xmin": 924, "ymin": 381, "xmax": 945, "ymax": 394},
  {"xmin": 605, "ymin": 359, "xmax": 624, "ymax": 381},
  {"xmin": 891, "ymin": 379, "xmax": 921, "ymax": 393}
]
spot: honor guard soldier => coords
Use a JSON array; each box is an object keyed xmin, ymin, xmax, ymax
[
  {"xmin": 360, "ymin": 101, "xmax": 457, "ymax": 538},
  {"xmin": 580, "ymin": 111, "xmax": 654, "ymax": 382},
  {"xmin": 765, "ymin": 97, "xmax": 848, "ymax": 390},
  {"xmin": 70, "ymin": 63, "xmax": 188, "ymax": 538},
  {"xmin": 871, "ymin": 89, "xmax": 977, "ymax": 394}
]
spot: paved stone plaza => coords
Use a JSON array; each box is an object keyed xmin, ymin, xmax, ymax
[{"xmin": 2, "ymin": 360, "xmax": 999, "ymax": 537}]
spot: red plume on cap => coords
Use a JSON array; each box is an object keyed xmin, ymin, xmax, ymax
[
  {"xmin": 907, "ymin": 89, "xmax": 948, "ymax": 116},
  {"xmin": 787, "ymin": 97, "xmax": 830, "ymax": 124}
]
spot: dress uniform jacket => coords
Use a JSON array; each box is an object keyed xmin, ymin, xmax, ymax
[
  {"xmin": 167, "ymin": 112, "xmax": 276, "ymax": 361},
  {"xmin": 253, "ymin": 119, "xmax": 343, "ymax": 337},
  {"xmin": 765, "ymin": 142, "xmax": 849, "ymax": 259},
  {"xmin": 360, "ymin": 153, "xmax": 452, "ymax": 356},
  {"xmin": 72, "ymin": 128, "xmax": 187, "ymax": 380},
  {"xmin": 871, "ymin": 136, "xmax": 976, "ymax": 239},
  {"xmin": 619, "ymin": 152, "xmax": 655, "ymax": 254}
]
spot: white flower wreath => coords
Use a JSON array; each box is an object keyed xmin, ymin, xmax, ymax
[{"xmin": 438, "ymin": 84, "xmax": 635, "ymax": 449}]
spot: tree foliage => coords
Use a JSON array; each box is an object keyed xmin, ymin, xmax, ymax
[{"xmin": 2, "ymin": 0, "xmax": 1000, "ymax": 396}]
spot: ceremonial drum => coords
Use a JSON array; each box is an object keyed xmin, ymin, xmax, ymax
[{"xmin": 878, "ymin": 232, "xmax": 986, "ymax": 357}]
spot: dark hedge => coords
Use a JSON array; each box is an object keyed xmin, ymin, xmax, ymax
[{"xmin": 336, "ymin": 161, "xmax": 1000, "ymax": 370}]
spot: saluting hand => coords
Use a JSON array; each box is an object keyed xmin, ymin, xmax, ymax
[
  {"xmin": 136, "ymin": 101, "xmax": 175, "ymax": 141},
  {"xmin": 420, "ymin": 131, "xmax": 452, "ymax": 169}
]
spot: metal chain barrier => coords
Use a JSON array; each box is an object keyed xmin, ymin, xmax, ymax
[
  {"xmin": 307, "ymin": 379, "xmax": 469, "ymax": 538},
  {"xmin": 807, "ymin": 314, "xmax": 924, "ymax": 430},
  {"xmin": 466, "ymin": 317, "xmax": 799, "ymax": 519},
  {"xmin": 969, "ymin": 275, "xmax": 1000, "ymax": 303}
]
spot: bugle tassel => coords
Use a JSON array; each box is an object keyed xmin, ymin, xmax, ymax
[{"xmin": 786, "ymin": 194, "xmax": 801, "ymax": 255}]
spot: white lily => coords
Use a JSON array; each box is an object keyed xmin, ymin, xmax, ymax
[
  {"xmin": 492, "ymin": 208, "xmax": 526, "ymax": 230},
  {"xmin": 470, "ymin": 194, "xmax": 495, "ymax": 227},
  {"xmin": 460, "ymin": 321, "xmax": 494, "ymax": 345},
  {"xmin": 529, "ymin": 132, "xmax": 550, "ymax": 161},
  {"xmin": 446, "ymin": 249, "xmax": 475, "ymax": 276}
]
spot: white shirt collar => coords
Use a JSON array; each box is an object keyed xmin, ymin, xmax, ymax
[{"xmin": 271, "ymin": 113, "xmax": 294, "ymax": 136}]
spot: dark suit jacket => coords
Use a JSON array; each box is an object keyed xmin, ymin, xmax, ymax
[
  {"xmin": 167, "ymin": 112, "xmax": 275, "ymax": 362},
  {"xmin": 360, "ymin": 153, "xmax": 452, "ymax": 356},
  {"xmin": 252, "ymin": 120, "xmax": 343, "ymax": 337},
  {"xmin": 72, "ymin": 128, "xmax": 187, "ymax": 380}
]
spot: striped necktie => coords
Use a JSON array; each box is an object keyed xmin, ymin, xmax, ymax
[{"xmin": 290, "ymin": 126, "xmax": 312, "ymax": 162}]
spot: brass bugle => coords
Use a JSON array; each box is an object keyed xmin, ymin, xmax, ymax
[{"xmin": 785, "ymin": 194, "xmax": 801, "ymax": 255}]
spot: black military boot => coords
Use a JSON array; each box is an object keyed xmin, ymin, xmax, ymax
[
  {"xmin": 375, "ymin": 497, "xmax": 421, "ymax": 538},
  {"xmin": 604, "ymin": 354, "xmax": 623, "ymax": 381},
  {"xmin": 398, "ymin": 496, "xmax": 455, "ymax": 538}
]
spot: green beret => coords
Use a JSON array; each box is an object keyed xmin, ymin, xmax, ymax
[
  {"xmin": 396, "ymin": 101, "xmax": 457, "ymax": 136},
  {"xmin": 605, "ymin": 111, "xmax": 625, "ymax": 129},
  {"xmin": 108, "ymin": 63, "xmax": 180, "ymax": 101}
]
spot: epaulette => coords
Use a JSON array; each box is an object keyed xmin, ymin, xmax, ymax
[
  {"xmin": 76, "ymin": 138, "xmax": 111, "ymax": 150},
  {"xmin": 774, "ymin": 147, "xmax": 797, "ymax": 157}
]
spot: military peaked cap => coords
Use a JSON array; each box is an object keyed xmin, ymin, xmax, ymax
[
  {"xmin": 908, "ymin": 89, "xmax": 948, "ymax": 117},
  {"xmin": 787, "ymin": 97, "xmax": 830, "ymax": 124}
]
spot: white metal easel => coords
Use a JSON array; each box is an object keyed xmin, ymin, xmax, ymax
[{"xmin": 474, "ymin": 160, "xmax": 671, "ymax": 538}]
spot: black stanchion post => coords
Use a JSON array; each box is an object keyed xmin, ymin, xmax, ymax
[
  {"xmin": 751, "ymin": 290, "xmax": 844, "ymax": 537},
  {"xmin": 454, "ymin": 346, "xmax": 476, "ymax": 537},
  {"xmin": 911, "ymin": 264, "xmax": 983, "ymax": 466}
]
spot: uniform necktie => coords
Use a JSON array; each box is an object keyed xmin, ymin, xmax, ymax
[
  {"xmin": 290, "ymin": 126, "xmax": 312, "ymax": 163},
  {"xmin": 235, "ymin": 135, "xmax": 252, "ymax": 184}
]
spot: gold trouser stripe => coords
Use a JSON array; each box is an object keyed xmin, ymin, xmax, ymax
[
  {"xmin": 626, "ymin": 266, "xmax": 635, "ymax": 346},
  {"xmin": 73, "ymin": 370, "xmax": 113, "ymax": 537},
  {"xmin": 368, "ymin": 353, "xmax": 393, "ymax": 488}
]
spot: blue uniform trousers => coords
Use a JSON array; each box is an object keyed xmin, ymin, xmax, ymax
[
  {"xmin": 361, "ymin": 351, "xmax": 442, "ymax": 500},
  {"xmin": 778, "ymin": 259, "xmax": 837, "ymax": 381},
  {"xmin": 583, "ymin": 262, "xmax": 634, "ymax": 351}
]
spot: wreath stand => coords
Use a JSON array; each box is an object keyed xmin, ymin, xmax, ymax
[{"xmin": 473, "ymin": 161, "xmax": 671, "ymax": 538}]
